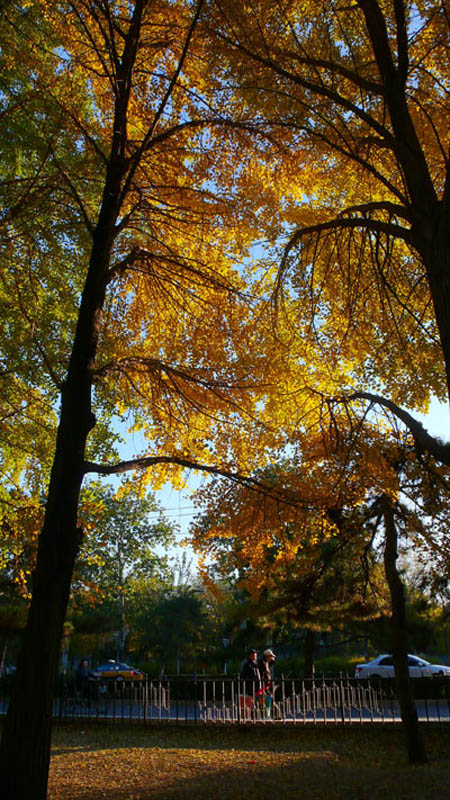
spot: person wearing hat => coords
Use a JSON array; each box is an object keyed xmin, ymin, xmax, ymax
[{"xmin": 258, "ymin": 648, "xmax": 276, "ymax": 717}]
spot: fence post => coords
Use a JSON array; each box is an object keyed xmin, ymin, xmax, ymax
[
  {"xmin": 339, "ymin": 673, "xmax": 345, "ymax": 726},
  {"xmin": 237, "ymin": 677, "xmax": 241, "ymax": 724}
]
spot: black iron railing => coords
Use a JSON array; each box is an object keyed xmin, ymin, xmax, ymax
[{"xmin": 1, "ymin": 674, "xmax": 449, "ymax": 725}]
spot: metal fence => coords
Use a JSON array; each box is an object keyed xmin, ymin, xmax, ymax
[{"xmin": 1, "ymin": 674, "xmax": 450, "ymax": 725}]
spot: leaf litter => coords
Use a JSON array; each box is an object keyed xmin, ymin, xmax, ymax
[{"xmin": 48, "ymin": 724, "xmax": 450, "ymax": 800}]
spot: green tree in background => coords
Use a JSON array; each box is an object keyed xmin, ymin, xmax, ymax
[{"xmin": 71, "ymin": 481, "xmax": 175, "ymax": 660}]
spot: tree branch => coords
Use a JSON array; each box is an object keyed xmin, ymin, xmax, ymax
[
  {"xmin": 280, "ymin": 49, "xmax": 383, "ymax": 95},
  {"xmin": 356, "ymin": 0, "xmax": 396, "ymax": 86},
  {"xmin": 120, "ymin": 0, "xmax": 205, "ymax": 204},
  {"xmin": 216, "ymin": 30, "xmax": 394, "ymax": 144},
  {"xmin": 340, "ymin": 201, "xmax": 411, "ymax": 223},
  {"xmin": 83, "ymin": 454, "xmax": 264, "ymax": 491},
  {"xmin": 393, "ymin": 0, "xmax": 408, "ymax": 86},
  {"xmin": 51, "ymin": 154, "xmax": 95, "ymax": 236},
  {"xmin": 278, "ymin": 214, "xmax": 414, "ymax": 282},
  {"xmin": 357, "ymin": 0, "xmax": 436, "ymax": 211},
  {"xmin": 107, "ymin": 245, "xmax": 238, "ymax": 292},
  {"xmin": 92, "ymin": 355, "xmax": 258, "ymax": 391},
  {"xmin": 335, "ymin": 391, "xmax": 450, "ymax": 465}
]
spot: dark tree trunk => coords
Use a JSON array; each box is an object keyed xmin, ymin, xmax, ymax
[
  {"xmin": 0, "ymin": 5, "xmax": 145, "ymax": 796},
  {"xmin": 0, "ymin": 554, "xmax": 78, "ymax": 798},
  {"xmin": 359, "ymin": 1, "xmax": 450, "ymax": 404},
  {"xmin": 0, "ymin": 255, "xmax": 107, "ymax": 800},
  {"xmin": 381, "ymin": 494, "xmax": 428, "ymax": 764},
  {"xmin": 423, "ymin": 224, "xmax": 450, "ymax": 404},
  {"xmin": 303, "ymin": 628, "xmax": 316, "ymax": 679},
  {"xmin": 0, "ymin": 640, "xmax": 6, "ymax": 677}
]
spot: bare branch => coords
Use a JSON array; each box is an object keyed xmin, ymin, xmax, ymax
[
  {"xmin": 82, "ymin": 453, "xmax": 271, "ymax": 493},
  {"xmin": 335, "ymin": 391, "xmax": 450, "ymax": 465}
]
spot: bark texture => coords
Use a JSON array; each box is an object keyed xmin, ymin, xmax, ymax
[{"xmin": 381, "ymin": 493, "xmax": 428, "ymax": 764}]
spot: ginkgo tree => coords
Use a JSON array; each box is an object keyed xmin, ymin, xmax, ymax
[
  {"xmin": 205, "ymin": 0, "xmax": 450, "ymax": 459},
  {"xmin": 0, "ymin": 2, "xmax": 293, "ymax": 798},
  {"xmin": 197, "ymin": 2, "xmax": 450, "ymax": 758}
]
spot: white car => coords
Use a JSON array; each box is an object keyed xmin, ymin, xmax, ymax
[{"xmin": 354, "ymin": 654, "xmax": 450, "ymax": 679}]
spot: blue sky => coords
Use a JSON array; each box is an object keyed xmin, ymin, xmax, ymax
[{"xmin": 415, "ymin": 397, "xmax": 449, "ymax": 438}]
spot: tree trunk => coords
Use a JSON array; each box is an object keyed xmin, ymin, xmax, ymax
[
  {"xmin": 360, "ymin": 1, "xmax": 450, "ymax": 404},
  {"xmin": 381, "ymin": 494, "xmax": 428, "ymax": 764},
  {"xmin": 0, "ymin": 562, "xmax": 78, "ymax": 797},
  {"xmin": 117, "ymin": 589, "xmax": 126, "ymax": 662},
  {"xmin": 0, "ymin": 640, "xmax": 6, "ymax": 677},
  {"xmin": 0, "ymin": 6, "xmax": 144, "ymax": 792},
  {"xmin": 424, "ymin": 224, "xmax": 450, "ymax": 405},
  {"xmin": 303, "ymin": 628, "xmax": 316, "ymax": 680},
  {"xmin": 0, "ymin": 283, "xmax": 104, "ymax": 799}
]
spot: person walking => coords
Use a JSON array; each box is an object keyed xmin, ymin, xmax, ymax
[
  {"xmin": 75, "ymin": 658, "xmax": 90, "ymax": 699},
  {"xmin": 258, "ymin": 648, "xmax": 276, "ymax": 717},
  {"xmin": 241, "ymin": 648, "xmax": 261, "ymax": 687},
  {"xmin": 240, "ymin": 649, "xmax": 262, "ymax": 715}
]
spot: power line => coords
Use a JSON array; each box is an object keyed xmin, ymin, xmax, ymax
[{"xmin": 149, "ymin": 505, "xmax": 196, "ymax": 512}]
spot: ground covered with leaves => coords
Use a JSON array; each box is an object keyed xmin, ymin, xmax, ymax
[{"xmin": 46, "ymin": 723, "xmax": 450, "ymax": 799}]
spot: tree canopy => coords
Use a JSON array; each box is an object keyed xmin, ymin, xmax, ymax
[{"xmin": 203, "ymin": 0, "xmax": 450, "ymax": 457}]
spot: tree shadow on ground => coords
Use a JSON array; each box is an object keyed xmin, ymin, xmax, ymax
[
  {"xmin": 47, "ymin": 725, "xmax": 450, "ymax": 800},
  {"xmin": 49, "ymin": 748, "xmax": 450, "ymax": 800}
]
